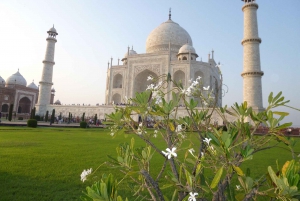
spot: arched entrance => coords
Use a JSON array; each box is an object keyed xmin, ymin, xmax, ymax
[
  {"xmin": 173, "ymin": 70, "xmax": 185, "ymax": 87},
  {"xmin": 18, "ymin": 97, "xmax": 31, "ymax": 113},
  {"xmin": 133, "ymin": 70, "xmax": 158, "ymax": 95},
  {"xmin": 194, "ymin": 70, "xmax": 204, "ymax": 82},
  {"xmin": 112, "ymin": 93, "xmax": 121, "ymax": 104},
  {"xmin": 1, "ymin": 104, "xmax": 8, "ymax": 112},
  {"xmin": 113, "ymin": 74, "xmax": 123, "ymax": 88}
]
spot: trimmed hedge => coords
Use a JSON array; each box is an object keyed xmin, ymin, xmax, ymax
[
  {"xmin": 80, "ymin": 121, "xmax": 88, "ymax": 128},
  {"xmin": 27, "ymin": 119, "xmax": 37, "ymax": 128}
]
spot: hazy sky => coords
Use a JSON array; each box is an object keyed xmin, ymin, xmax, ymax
[{"xmin": 0, "ymin": 1, "xmax": 299, "ymax": 125}]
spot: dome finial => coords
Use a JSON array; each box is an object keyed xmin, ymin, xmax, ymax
[
  {"xmin": 18, "ymin": 68, "xmax": 19, "ymax": 72},
  {"xmin": 169, "ymin": 8, "xmax": 171, "ymax": 20}
]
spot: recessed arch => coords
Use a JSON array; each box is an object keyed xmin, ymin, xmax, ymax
[
  {"xmin": 18, "ymin": 97, "xmax": 31, "ymax": 113},
  {"xmin": 112, "ymin": 93, "xmax": 121, "ymax": 104},
  {"xmin": 113, "ymin": 74, "xmax": 123, "ymax": 88},
  {"xmin": 173, "ymin": 70, "xmax": 185, "ymax": 87},
  {"xmin": 1, "ymin": 104, "xmax": 8, "ymax": 112},
  {"xmin": 133, "ymin": 70, "xmax": 158, "ymax": 96},
  {"xmin": 194, "ymin": 70, "xmax": 204, "ymax": 81},
  {"xmin": 182, "ymin": 56, "xmax": 187, "ymax": 60}
]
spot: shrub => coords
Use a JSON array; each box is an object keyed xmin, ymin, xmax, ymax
[
  {"xmin": 18, "ymin": 117, "xmax": 23, "ymax": 120},
  {"xmin": 80, "ymin": 121, "xmax": 88, "ymax": 128},
  {"xmin": 45, "ymin": 111, "xmax": 49, "ymax": 122},
  {"xmin": 27, "ymin": 119, "xmax": 37, "ymax": 128},
  {"xmin": 35, "ymin": 115, "xmax": 41, "ymax": 121},
  {"xmin": 8, "ymin": 104, "xmax": 13, "ymax": 121}
]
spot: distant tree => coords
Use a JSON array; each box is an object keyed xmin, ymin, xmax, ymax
[
  {"xmin": 94, "ymin": 114, "xmax": 97, "ymax": 125},
  {"xmin": 45, "ymin": 111, "xmax": 49, "ymax": 122},
  {"xmin": 8, "ymin": 104, "xmax": 13, "ymax": 121},
  {"xmin": 82, "ymin": 112, "xmax": 85, "ymax": 122},
  {"xmin": 50, "ymin": 109, "xmax": 55, "ymax": 124},
  {"xmin": 69, "ymin": 112, "xmax": 71, "ymax": 123}
]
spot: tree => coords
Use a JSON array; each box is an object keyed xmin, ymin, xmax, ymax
[
  {"xmin": 45, "ymin": 111, "xmax": 49, "ymax": 122},
  {"xmin": 8, "ymin": 104, "xmax": 13, "ymax": 121},
  {"xmin": 94, "ymin": 114, "xmax": 97, "ymax": 125},
  {"xmin": 82, "ymin": 74, "xmax": 300, "ymax": 201},
  {"xmin": 50, "ymin": 109, "xmax": 55, "ymax": 124},
  {"xmin": 82, "ymin": 112, "xmax": 85, "ymax": 122}
]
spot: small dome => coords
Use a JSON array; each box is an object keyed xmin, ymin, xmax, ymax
[
  {"xmin": 124, "ymin": 49, "xmax": 137, "ymax": 58},
  {"xmin": 6, "ymin": 70, "xmax": 27, "ymax": 87},
  {"xmin": 54, "ymin": 99, "xmax": 61, "ymax": 105},
  {"xmin": 51, "ymin": 88, "xmax": 56, "ymax": 92},
  {"xmin": 146, "ymin": 19, "xmax": 193, "ymax": 53},
  {"xmin": 48, "ymin": 26, "xmax": 57, "ymax": 33},
  {"xmin": 178, "ymin": 43, "xmax": 196, "ymax": 54},
  {"xmin": 0, "ymin": 76, "xmax": 5, "ymax": 86},
  {"xmin": 27, "ymin": 80, "xmax": 38, "ymax": 90}
]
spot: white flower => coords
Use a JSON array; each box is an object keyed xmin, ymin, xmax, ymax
[
  {"xmin": 137, "ymin": 128, "xmax": 142, "ymax": 135},
  {"xmin": 196, "ymin": 76, "xmax": 201, "ymax": 81},
  {"xmin": 203, "ymin": 86, "xmax": 210, "ymax": 90},
  {"xmin": 236, "ymin": 185, "xmax": 241, "ymax": 190},
  {"xmin": 188, "ymin": 192, "xmax": 198, "ymax": 201},
  {"xmin": 203, "ymin": 138, "xmax": 212, "ymax": 145},
  {"xmin": 188, "ymin": 148, "xmax": 195, "ymax": 157},
  {"xmin": 80, "ymin": 168, "xmax": 92, "ymax": 182},
  {"xmin": 139, "ymin": 122, "xmax": 143, "ymax": 127},
  {"xmin": 147, "ymin": 75, "xmax": 153, "ymax": 81},
  {"xmin": 110, "ymin": 132, "xmax": 114, "ymax": 136},
  {"xmin": 162, "ymin": 147, "xmax": 177, "ymax": 159},
  {"xmin": 155, "ymin": 81, "xmax": 163, "ymax": 89},
  {"xmin": 154, "ymin": 130, "xmax": 158, "ymax": 134},
  {"xmin": 153, "ymin": 134, "xmax": 157, "ymax": 138},
  {"xmin": 201, "ymin": 152, "xmax": 204, "ymax": 157},
  {"xmin": 146, "ymin": 84, "xmax": 155, "ymax": 90},
  {"xmin": 176, "ymin": 124, "xmax": 183, "ymax": 132}
]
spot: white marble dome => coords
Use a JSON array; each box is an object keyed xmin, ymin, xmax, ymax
[
  {"xmin": 124, "ymin": 49, "xmax": 137, "ymax": 58},
  {"xmin": 6, "ymin": 70, "xmax": 27, "ymax": 87},
  {"xmin": 49, "ymin": 26, "xmax": 57, "ymax": 33},
  {"xmin": 146, "ymin": 19, "xmax": 193, "ymax": 53},
  {"xmin": 27, "ymin": 80, "xmax": 38, "ymax": 90},
  {"xmin": 0, "ymin": 76, "xmax": 5, "ymax": 86},
  {"xmin": 54, "ymin": 99, "xmax": 61, "ymax": 105},
  {"xmin": 178, "ymin": 43, "xmax": 196, "ymax": 54}
]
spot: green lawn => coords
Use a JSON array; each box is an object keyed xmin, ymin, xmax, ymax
[{"xmin": 0, "ymin": 126, "xmax": 298, "ymax": 201}]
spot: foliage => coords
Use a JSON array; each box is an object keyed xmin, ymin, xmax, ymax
[
  {"xmin": 51, "ymin": 109, "xmax": 55, "ymax": 124},
  {"xmin": 94, "ymin": 114, "xmax": 97, "ymax": 125},
  {"xmin": 30, "ymin": 107, "xmax": 36, "ymax": 119},
  {"xmin": 82, "ymin": 112, "xmax": 86, "ymax": 122},
  {"xmin": 35, "ymin": 115, "xmax": 41, "ymax": 121},
  {"xmin": 27, "ymin": 119, "xmax": 37, "ymax": 128},
  {"xmin": 83, "ymin": 74, "xmax": 299, "ymax": 201},
  {"xmin": 8, "ymin": 104, "xmax": 13, "ymax": 121},
  {"xmin": 81, "ymin": 173, "xmax": 128, "ymax": 201},
  {"xmin": 45, "ymin": 110, "xmax": 49, "ymax": 122},
  {"xmin": 80, "ymin": 121, "xmax": 88, "ymax": 128}
]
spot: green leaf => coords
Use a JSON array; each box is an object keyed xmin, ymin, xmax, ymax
[
  {"xmin": 273, "ymin": 111, "xmax": 289, "ymax": 116},
  {"xmin": 232, "ymin": 165, "xmax": 244, "ymax": 176},
  {"xmin": 160, "ymin": 184, "xmax": 173, "ymax": 190},
  {"xmin": 268, "ymin": 92, "xmax": 273, "ymax": 104},
  {"xmin": 210, "ymin": 166, "xmax": 223, "ymax": 189},
  {"xmin": 235, "ymin": 193, "xmax": 245, "ymax": 201}
]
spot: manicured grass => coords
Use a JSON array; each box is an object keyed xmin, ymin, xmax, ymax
[{"xmin": 0, "ymin": 127, "xmax": 298, "ymax": 200}]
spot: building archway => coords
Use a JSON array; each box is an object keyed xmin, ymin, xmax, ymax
[
  {"xmin": 173, "ymin": 70, "xmax": 185, "ymax": 87},
  {"xmin": 1, "ymin": 104, "xmax": 8, "ymax": 112},
  {"xmin": 133, "ymin": 70, "xmax": 158, "ymax": 96},
  {"xmin": 112, "ymin": 93, "xmax": 121, "ymax": 104},
  {"xmin": 113, "ymin": 74, "xmax": 123, "ymax": 88},
  {"xmin": 194, "ymin": 70, "xmax": 204, "ymax": 82},
  {"xmin": 18, "ymin": 97, "xmax": 31, "ymax": 113}
]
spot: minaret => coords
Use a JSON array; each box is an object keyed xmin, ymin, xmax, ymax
[
  {"xmin": 241, "ymin": 0, "xmax": 264, "ymax": 110},
  {"xmin": 36, "ymin": 26, "xmax": 58, "ymax": 115}
]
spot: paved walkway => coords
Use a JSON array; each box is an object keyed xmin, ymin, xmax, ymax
[{"xmin": 0, "ymin": 119, "xmax": 106, "ymax": 128}]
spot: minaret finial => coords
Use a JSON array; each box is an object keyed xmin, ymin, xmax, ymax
[
  {"xmin": 53, "ymin": 24, "xmax": 54, "ymax": 28},
  {"xmin": 131, "ymin": 45, "xmax": 133, "ymax": 50},
  {"xmin": 169, "ymin": 8, "xmax": 171, "ymax": 20},
  {"xmin": 18, "ymin": 68, "xmax": 19, "ymax": 72}
]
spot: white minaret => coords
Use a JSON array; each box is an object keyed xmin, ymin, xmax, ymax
[
  {"xmin": 241, "ymin": 0, "xmax": 264, "ymax": 111},
  {"xmin": 36, "ymin": 26, "xmax": 58, "ymax": 115}
]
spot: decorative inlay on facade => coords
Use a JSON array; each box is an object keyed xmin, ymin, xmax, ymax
[
  {"xmin": 113, "ymin": 71, "xmax": 123, "ymax": 76},
  {"xmin": 173, "ymin": 68, "xmax": 186, "ymax": 73},
  {"xmin": 241, "ymin": 71, "xmax": 264, "ymax": 77},
  {"xmin": 242, "ymin": 3, "xmax": 258, "ymax": 11},
  {"xmin": 134, "ymin": 64, "xmax": 161, "ymax": 76},
  {"xmin": 241, "ymin": 38, "xmax": 261, "ymax": 45}
]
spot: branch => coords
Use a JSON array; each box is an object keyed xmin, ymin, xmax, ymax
[{"xmin": 140, "ymin": 169, "xmax": 165, "ymax": 201}]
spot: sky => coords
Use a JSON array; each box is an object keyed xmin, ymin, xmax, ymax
[{"xmin": 0, "ymin": 0, "xmax": 299, "ymax": 125}]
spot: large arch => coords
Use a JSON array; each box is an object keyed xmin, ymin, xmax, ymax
[
  {"xmin": 1, "ymin": 104, "xmax": 8, "ymax": 112},
  {"xmin": 113, "ymin": 74, "xmax": 123, "ymax": 88},
  {"xmin": 133, "ymin": 70, "xmax": 158, "ymax": 96},
  {"xmin": 112, "ymin": 93, "xmax": 121, "ymax": 104},
  {"xmin": 18, "ymin": 97, "xmax": 31, "ymax": 113},
  {"xmin": 194, "ymin": 70, "xmax": 204, "ymax": 82},
  {"xmin": 173, "ymin": 70, "xmax": 185, "ymax": 87}
]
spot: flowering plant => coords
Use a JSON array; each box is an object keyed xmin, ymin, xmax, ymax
[{"xmin": 82, "ymin": 73, "xmax": 299, "ymax": 201}]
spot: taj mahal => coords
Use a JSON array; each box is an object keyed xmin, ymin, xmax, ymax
[{"xmin": 0, "ymin": 0, "xmax": 263, "ymax": 122}]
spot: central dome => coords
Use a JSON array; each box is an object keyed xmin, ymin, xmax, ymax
[{"xmin": 146, "ymin": 19, "xmax": 193, "ymax": 53}]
